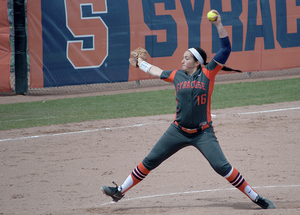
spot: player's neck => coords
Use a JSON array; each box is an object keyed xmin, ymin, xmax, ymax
[{"xmin": 185, "ymin": 68, "xmax": 198, "ymax": 76}]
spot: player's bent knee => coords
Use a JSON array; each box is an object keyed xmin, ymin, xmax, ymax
[
  {"xmin": 142, "ymin": 157, "xmax": 161, "ymax": 171},
  {"xmin": 212, "ymin": 162, "xmax": 232, "ymax": 177}
]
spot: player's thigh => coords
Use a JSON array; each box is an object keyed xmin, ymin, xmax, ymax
[
  {"xmin": 143, "ymin": 124, "xmax": 189, "ymax": 170},
  {"xmin": 193, "ymin": 127, "xmax": 231, "ymax": 176}
]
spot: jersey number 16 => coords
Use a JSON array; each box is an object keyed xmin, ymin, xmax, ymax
[{"xmin": 196, "ymin": 94, "xmax": 206, "ymax": 105}]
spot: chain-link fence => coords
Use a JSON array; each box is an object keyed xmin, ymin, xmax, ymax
[{"xmin": 3, "ymin": 67, "xmax": 298, "ymax": 96}]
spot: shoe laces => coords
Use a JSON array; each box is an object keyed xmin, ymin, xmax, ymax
[{"xmin": 112, "ymin": 181, "xmax": 122, "ymax": 192}]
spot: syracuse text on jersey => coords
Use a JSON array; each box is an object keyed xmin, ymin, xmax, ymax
[{"xmin": 176, "ymin": 80, "xmax": 206, "ymax": 93}]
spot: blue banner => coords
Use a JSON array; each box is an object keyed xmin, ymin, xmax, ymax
[
  {"xmin": 27, "ymin": 0, "xmax": 300, "ymax": 88},
  {"xmin": 41, "ymin": 0, "xmax": 130, "ymax": 87}
]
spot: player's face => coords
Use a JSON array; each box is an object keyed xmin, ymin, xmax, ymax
[{"xmin": 182, "ymin": 51, "xmax": 199, "ymax": 74}]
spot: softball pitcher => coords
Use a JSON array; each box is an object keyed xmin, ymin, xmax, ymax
[{"xmin": 102, "ymin": 10, "xmax": 275, "ymax": 209}]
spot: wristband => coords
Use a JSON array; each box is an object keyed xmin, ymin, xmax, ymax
[{"xmin": 139, "ymin": 61, "xmax": 153, "ymax": 73}]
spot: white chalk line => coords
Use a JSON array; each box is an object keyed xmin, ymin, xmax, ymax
[
  {"xmin": 0, "ymin": 122, "xmax": 168, "ymax": 142},
  {"xmin": 1, "ymin": 106, "xmax": 299, "ymax": 143},
  {"xmin": 237, "ymin": 107, "xmax": 300, "ymax": 115},
  {"xmin": 100, "ymin": 184, "xmax": 300, "ymax": 206}
]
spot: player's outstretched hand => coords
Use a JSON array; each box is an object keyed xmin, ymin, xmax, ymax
[
  {"xmin": 129, "ymin": 47, "xmax": 148, "ymax": 68},
  {"xmin": 209, "ymin": 9, "xmax": 222, "ymax": 25}
]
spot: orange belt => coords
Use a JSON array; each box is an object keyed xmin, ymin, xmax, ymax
[{"xmin": 174, "ymin": 121, "xmax": 210, "ymax": 134}]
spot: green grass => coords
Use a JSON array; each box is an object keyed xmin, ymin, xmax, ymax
[
  {"xmin": 212, "ymin": 78, "xmax": 300, "ymax": 109},
  {"xmin": 0, "ymin": 78, "xmax": 299, "ymax": 131}
]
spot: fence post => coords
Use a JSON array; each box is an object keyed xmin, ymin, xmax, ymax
[{"xmin": 14, "ymin": 0, "xmax": 28, "ymax": 95}]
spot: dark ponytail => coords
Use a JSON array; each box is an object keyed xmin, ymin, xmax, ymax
[{"xmin": 221, "ymin": 66, "xmax": 242, "ymax": 73}]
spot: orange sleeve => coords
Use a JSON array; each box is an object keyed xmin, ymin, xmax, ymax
[{"xmin": 161, "ymin": 69, "xmax": 177, "ymax": 83}]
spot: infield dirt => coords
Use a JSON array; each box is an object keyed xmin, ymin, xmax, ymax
[{"xmin": 0, "ymin": 75, "xmax": 300, "ymax": 215}]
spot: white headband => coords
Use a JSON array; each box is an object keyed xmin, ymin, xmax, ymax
[{"xmin": 188, "ymin": 48, "xmax": 204, "ymax": 65}]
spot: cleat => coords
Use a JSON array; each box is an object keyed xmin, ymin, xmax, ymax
[
  {"xmin": 101, "ymin": 181, "xmax": 124, "ymax": 202},
  {"xmin": 253, "ymin": 194, "xmax": 275, "ymax": 209}
]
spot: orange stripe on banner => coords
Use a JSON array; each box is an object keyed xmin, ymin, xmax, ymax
[
  {"xmin": 0, "ymin": 1, "xmax": 12, "ymax": 92},
  {"xmin": 27, "ymin": 0, "xmax": 44, "ymax": 88},
  {"xmin": 127, "ymin": 1, "xmax": 152, "ymax": 82},
  {"xmin": 127, "ymin": 0, "xmax": 190, "ymax": 82}
]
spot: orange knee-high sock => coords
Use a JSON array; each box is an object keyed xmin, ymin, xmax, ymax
[
  {"xmin": 225, "ymin": 167, "xmax": 258, "ymax": 201},
  {"xmin": 121, "ymin": 162, "xmax": 150, "ymax": 194}
]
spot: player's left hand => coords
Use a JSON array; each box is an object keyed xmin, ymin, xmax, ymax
[{"xmin": 129, "ymin": 47, "xmax": 148, "ymax": 68}]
